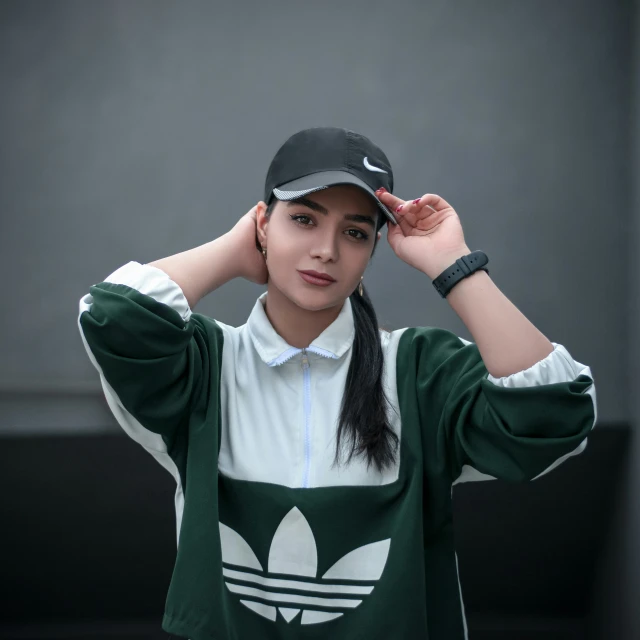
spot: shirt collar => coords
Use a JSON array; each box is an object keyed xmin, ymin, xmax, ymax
[{"xmin": 247, "ymin": 291, "xmax": 355, "ymax": 366}]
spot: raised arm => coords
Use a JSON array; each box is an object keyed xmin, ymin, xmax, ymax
[
  {"xmin": 147, "ymin": 202, "xmax": 268, "ymax": 309},
  {"xmin": 77, "ymin": 204, "xmax": 267, "ymax": 449}
]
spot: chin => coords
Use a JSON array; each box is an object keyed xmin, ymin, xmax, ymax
[
  {"xmin": 285, "ymin": 280, "xmax": 346, "ymax": 312},
  {"xmin": 295, "ymin": 292, "xmax": 341, "ymax": 312}
]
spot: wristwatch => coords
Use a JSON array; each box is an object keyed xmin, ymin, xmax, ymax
[{"xmin": 432, "ymin": 250, "xmax": 489, "ymax": 299}]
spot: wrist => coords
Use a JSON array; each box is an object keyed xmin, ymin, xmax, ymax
[
  {"xmin": 421, "ymin": 246, "xmax": 471, "ymax": 280},
  {"xmin": 220, "ymin": 231, "xmax": 251, "ymax": 280}
]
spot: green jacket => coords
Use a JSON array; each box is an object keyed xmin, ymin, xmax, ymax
[{"xmin": 77, "ymin": 261, "xmax": 597, "ymax": 639}]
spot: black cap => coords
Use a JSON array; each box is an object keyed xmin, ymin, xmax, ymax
[{"xmin": 264, "ymin": 127, "xmax": 398, "ymax": 231}]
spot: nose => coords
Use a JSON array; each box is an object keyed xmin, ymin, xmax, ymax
[{"xmin": 310, "ymin": 228, "xmax": 340, "ymax": 262}]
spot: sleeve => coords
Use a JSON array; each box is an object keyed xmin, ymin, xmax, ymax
[
  {"xmin": 77, "ymin": 261, "xmax": 221, "ymax": 456},
  {"xmin": 409, "ymin": 327, "xmax": 597, "ymax": 484}
]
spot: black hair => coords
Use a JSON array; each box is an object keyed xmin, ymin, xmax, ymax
[{"xmin": 264, "ymin": 195, "xmax": 399, "ymax": 474}]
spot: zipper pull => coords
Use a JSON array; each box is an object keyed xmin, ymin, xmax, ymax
[{"xmin": 301, "ymin": 348, "xmax": 309, "ymax": 370}]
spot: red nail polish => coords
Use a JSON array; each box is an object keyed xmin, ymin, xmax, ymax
[
  {"xmin": 396, "ymin": 205, "xmax": 403, "ymax": 213},
  {"xmin": 413, "ymin": 198, "xmax": 420, "ymax": 204},
  {"xmin": 378, "ymin": 187, "xmax": 387, "ymax": 193}
]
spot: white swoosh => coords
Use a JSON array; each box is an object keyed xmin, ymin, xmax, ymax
[{"xmin": 363, "ymin": 157, "xmax": 388, "ymax": 174}]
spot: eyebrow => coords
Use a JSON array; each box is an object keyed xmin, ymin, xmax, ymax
[{"xmin": 286, "ymin": 197, "xmax": 377, "ymax": 228}]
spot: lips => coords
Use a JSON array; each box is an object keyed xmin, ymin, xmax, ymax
[{"xmin": 299, "ymin": 270, "xmax": 336, "ymax": 282}]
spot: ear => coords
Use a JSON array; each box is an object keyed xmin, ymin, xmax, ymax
[{"xmin": 255, "ymin": 200, "xmax": 269, "ymax": 245}]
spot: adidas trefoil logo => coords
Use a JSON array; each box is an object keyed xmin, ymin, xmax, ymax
[{"xmin": 219, "ymin": 506, "xmax": 391, "ymax": 626}]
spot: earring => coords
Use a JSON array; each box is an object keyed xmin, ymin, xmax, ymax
[
  {"xmin": 358, "ymin": 276, "xmax": 364, "ymax": 296},
  {"xmin": 262, "ymin": 247, "xmax": 267, "ymax": 259}
]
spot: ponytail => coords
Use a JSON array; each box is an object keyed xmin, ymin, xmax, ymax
[{"xmin": 333, "ymin": 283, "xmax": 399, "ymax": 473}]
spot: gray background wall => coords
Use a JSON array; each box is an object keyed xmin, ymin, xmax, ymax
[
  {"xmin": 0, "ymin": 0, "xmax": 630, "ymax": 428},
  {"xmin": 0, "ymin": 0, "xmax": 636, "ymax": 637},
  {"xmin": 589, "ymin": 0, "xmax": 639, "ymax": 636}
]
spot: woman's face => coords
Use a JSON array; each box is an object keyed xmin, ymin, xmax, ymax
[{"xmin": 256, "ymin": 184, "xmax": 381, "ymax": 311}]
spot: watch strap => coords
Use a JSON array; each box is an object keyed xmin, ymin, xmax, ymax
[{"xmin": 432, "ymin": 250, "xmax": 489, "ymax": 299}]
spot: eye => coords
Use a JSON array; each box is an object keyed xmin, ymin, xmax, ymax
[
  {"xmin": 290, "ymin": 214, "xmax": 313, "ymax": 226},
  {"xmin": 347, "ymin": 229, "xmax": 369, "ymax": 241},
  {"xmin": 289, "ymin": 214, "xmax": 369, "ymax": 241}
]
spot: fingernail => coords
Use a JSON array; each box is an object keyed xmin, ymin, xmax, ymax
[
  {"xmin": 378, "ymin": 187, "xmax": 387, "ymax": 193},
  {"xmin": 396, "ymin": 205, "xmax": 403, "ymax": 213},
  {"xmin": 413, "ymin": 198, "xmax": 420, "ymax": 205}
]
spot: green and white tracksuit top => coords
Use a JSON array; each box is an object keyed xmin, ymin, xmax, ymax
[{"xmin": 77, "ymin": 261, "xmax": 598, "ymax": 640}]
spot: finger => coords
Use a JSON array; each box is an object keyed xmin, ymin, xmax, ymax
[
  {"xmin": 376, "ymin": 192, "xmax": 416, "ymax": 236},
  {"xmin": 386, "ymin": 204, "xmax": 414, "ymax": 237},
  {"xmin": 381, "ymin": 193, "xmax": 431, "ymax": 218},
  {"xmin": 377, "ymin": 191, "xmax": 436, "ymax": 236},
  {"xmin": 391, "ymin": 196, "xmax": 427, "ymax": 225},
  {"xmin": 375, "ymin": 190, "xmax": 405, "ymax": 212},
  {"xmin": 412, "ymin": 193, "xmax": 452, "ymax": 212}
]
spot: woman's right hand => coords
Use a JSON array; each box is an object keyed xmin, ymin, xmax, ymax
[{"xmin": 227, "ymin": 202, "xmax": 269, "ymax": 285}]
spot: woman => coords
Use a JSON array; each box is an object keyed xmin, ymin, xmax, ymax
[{"xmin": 77, "ymin": 127, "xmax": 597, "ymax": 639}]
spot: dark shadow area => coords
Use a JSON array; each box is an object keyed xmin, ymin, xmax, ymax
[{"xmin": 0, "ymin": 426, "xmax": 629, "ymax": 639}]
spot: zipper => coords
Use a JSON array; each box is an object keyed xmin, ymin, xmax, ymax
[{"xmin": 301, "ymin": 348, "xmax": 311, "ymax": 488}]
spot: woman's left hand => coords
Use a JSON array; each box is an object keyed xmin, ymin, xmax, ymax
[{"xmin": 376, "ymin": 189, "xmax": 471, "ymax": 280}]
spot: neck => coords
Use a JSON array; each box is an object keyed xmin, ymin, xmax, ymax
[{"xmin": 262, "ymin": 282, "xmax": 344, "ymax": 349}]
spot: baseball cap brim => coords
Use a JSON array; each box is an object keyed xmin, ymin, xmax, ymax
[{"xmin": 271, "ymin": 170, "xmax": 398, "ymax": 229}]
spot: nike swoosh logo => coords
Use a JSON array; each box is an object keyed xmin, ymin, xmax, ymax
[{"xmin": 363, "ymin": 157, "xmax": 388, "ymax": 174}]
